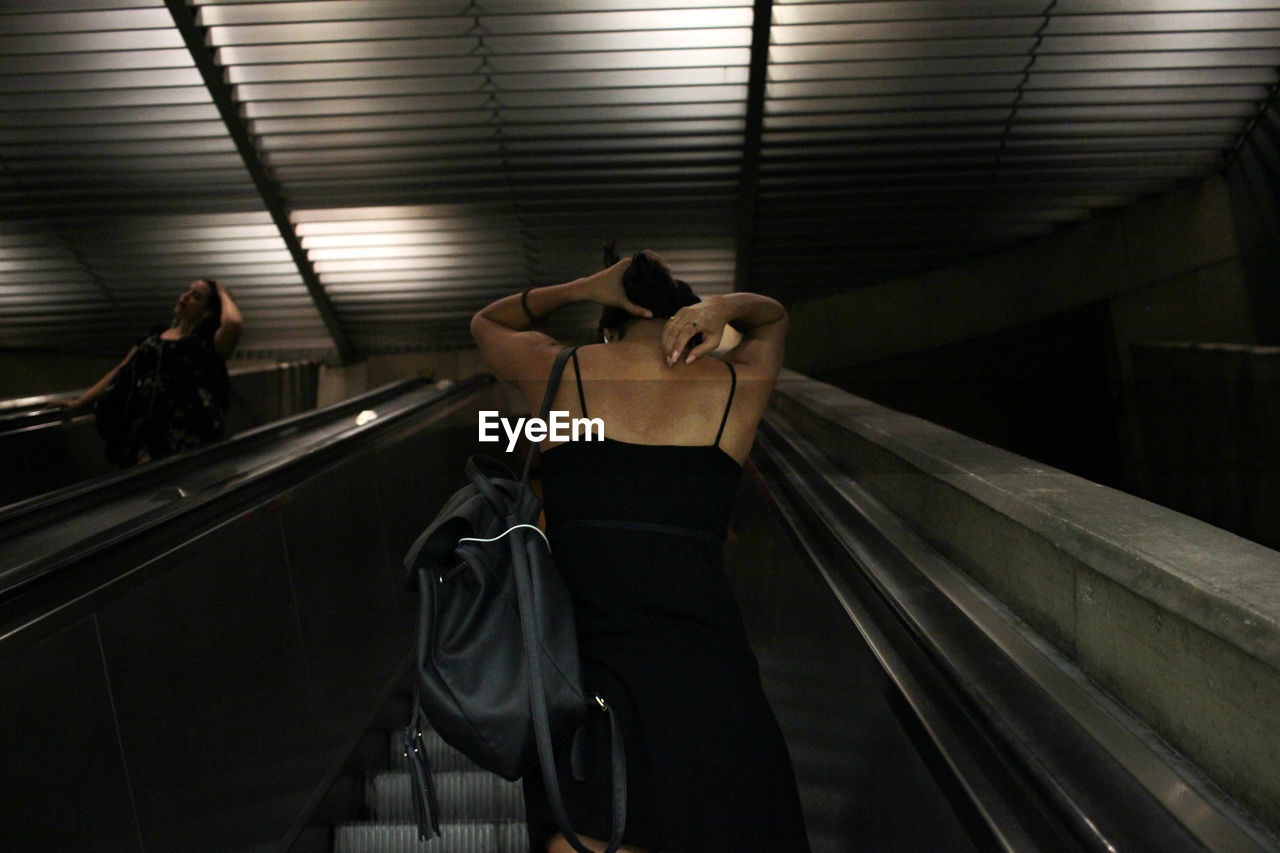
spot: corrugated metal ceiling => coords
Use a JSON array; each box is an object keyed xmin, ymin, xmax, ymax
[{"xmin": 2, "ymin": 1, "xmax": 1276, "ymax": 360}]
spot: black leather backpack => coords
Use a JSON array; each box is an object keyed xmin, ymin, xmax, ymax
[{"xmin": 402, "ymin": 346, "xmax": 626, "ymax": 853}]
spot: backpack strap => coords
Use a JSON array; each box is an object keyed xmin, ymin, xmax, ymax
[
  {"xmin": 513, "ymin": 344, "xmax": 624, "ymax": 853},
  {"xmin": 511, "ymin": 514, "xmax": 627, "ymax": 853},
  {"xmin": 521, "ymin": 346, "xmax": 579, "ymax": 482}
]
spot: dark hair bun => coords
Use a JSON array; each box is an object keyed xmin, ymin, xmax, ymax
[
  {"xmin": 622, "ymin": 252, "xmax": 699, "ymax": 317},
  {"xmin": 598, "ymin": 250, "xmax": 699, "ymax": 336}
]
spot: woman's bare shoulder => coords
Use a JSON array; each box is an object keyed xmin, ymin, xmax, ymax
[{"xmin": 579, "ymin": 340, "xmax": 740, "ymax": 380}]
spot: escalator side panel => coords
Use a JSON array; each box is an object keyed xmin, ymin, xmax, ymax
[
  {"xmin": 97, "ymin": 510, "xmax": 317, "ymax": 852},
  {"xmin": 282, "ymin": 452, "xmax": 411, "ymax": 747},
  {"xmin": 0, "ymin": 418, "xmax": 113, "ymax": 506},
  {"xmin": 752, "ymin": 410, "xmax": 1279, "ymax": 852},
  {"xmin": 0, "ymin": 616, "xmax": 144, "ymax": 852}
]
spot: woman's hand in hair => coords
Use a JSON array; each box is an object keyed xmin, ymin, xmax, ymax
[
  {"xmin": 664, "ymin": 297, "xmax": 732, "ymax": 366},
  {"xmin": 581, "ymin": 256, "xmax": 651, "ymax": 318}
]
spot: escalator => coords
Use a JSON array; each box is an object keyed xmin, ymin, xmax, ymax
[
  {"xmin": 316, "ymin": 403, "xmax": 1279, "ymax": 852},
  {"xmin": 0, "ymin": 360, "xmax": 320, "ymax": 506},
  {"xmin": 0, "ymin": 373, "xmax": 505, "ymax": 852},
  {"xmin": 3, "ymin": 377, "xmax": 1274, "ymax": 852},
  {"xmin": 314, "ymin": 413, "xmax": 989, "ymax": 852}
]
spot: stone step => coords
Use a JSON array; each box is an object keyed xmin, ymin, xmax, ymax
[
  {"xmin": 367, "ymin": 770, "xmax": 526, "ymax": 823},
  {"xmin": 334, "ymin": 821, "xmax": 527, "ymax": 853}
]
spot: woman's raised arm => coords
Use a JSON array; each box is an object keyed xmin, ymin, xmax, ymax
[
  {"xmin": 663, "ymin": 292, "xmax": 787, "ymax": 374},
  {"xmin": 54, "ymin": 346, "xmax": 138, "ymax": 415},
  {"xmin": 212, "ymin": 284, "xmax": 243, "ymax": 359},
  {"xmin": 469, "ymin": 258, "xmax": 649, "ymax": 387}
]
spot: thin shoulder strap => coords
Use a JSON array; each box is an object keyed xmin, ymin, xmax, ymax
[
  {"xmin": 521, "ymin": 346, "xmax": 578, "ymax": 482},
  {"xmin": 714, "ymin": 360, "xmax": 737, "ymax": 447},
  {"xmin": 570, "ymin": 348, "xmax": 588, "ymax": 418}
]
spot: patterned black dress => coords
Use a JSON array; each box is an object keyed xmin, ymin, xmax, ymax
[
  {"xmin": 96, "ymin": 326, "xmax": 230, "ymax": 467},
  {"xmin": 521, "ymin": 353, "xmax": 811, "ymax": 852}
]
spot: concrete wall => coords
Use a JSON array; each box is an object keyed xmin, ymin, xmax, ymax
[
  {"xmin": 316, "ymin": 349, "xmax": 488, "ymax": 408},
  {"xmin": 0, "ymin": 351, "xmax": 125, "ymax": 399},
  {"xmin": 787, "ymin": 176, "xmax": 1255, "ymax": 377},
  {"xmin": 815, "ymin": 302, "xmax": 1125, "ymax": 489},
  {"xmin": 1225, "ymin": 99, "xmax": 1280, "ymax": 344},
  {"xmin": 786, "ymin": 176, "xmax": 1268, "ymax": 546},
  {"xmin": 1128, "ymin": 342, "xmax": 1280, "ymax": 550},
  {"xmin": 772, "ymin": 370, "xmax": 1280, "ymax": 834}
]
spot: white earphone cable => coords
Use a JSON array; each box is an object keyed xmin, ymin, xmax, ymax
[{"xmin": 459, "ymin": 523, "xmax": 551, "ymax": 550}]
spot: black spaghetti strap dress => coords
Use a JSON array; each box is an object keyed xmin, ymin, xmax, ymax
[{"xmin": 521, "ymin": 350, "xmax": 811, "ymax": 853}]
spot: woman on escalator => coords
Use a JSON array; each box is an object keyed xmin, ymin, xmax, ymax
[
  {"xmin": 57, "ymin": 278, "xmax": 243, "ymax": 467},
  {"xmin": 470, "ymin": 249, "xmax": 811, "ymax": 852}
]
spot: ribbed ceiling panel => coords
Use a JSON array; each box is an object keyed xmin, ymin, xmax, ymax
[
  {"xmin": 292, "ymin": 203, "xmax": 526, "ymax": 351},
  {"xmin": 2, "ymin": 1, "xmax": 1276, "ymax": 356},
  {"xmin": 752, "ymin": 0, "xmax": 1280, "ymax": 299},
  {"xmin": 198, "ymin": 0, "xmax": 751, "ymax": 353},
  {"xmin": 0, "ymin": 3, "xmax": 252, "ymax": 215},
  {"xmin": 66, "ymin": 212, "xmax": 338, "ymax": 357},
  {"xmin": 0, "ymin": 225, "xmax": 118, "ymax": 351},
  {"xmin": 0, "ymin": 0, "xmax": 334, "ymax": 358}
]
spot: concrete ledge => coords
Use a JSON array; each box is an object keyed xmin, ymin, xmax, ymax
[{"xmin": 772, "ymin": 369, "xmax": 1280, "ymax": 830}]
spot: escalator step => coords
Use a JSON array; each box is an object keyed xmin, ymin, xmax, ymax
[
  {"xmin": 390, "ymin": 729, "xmax": 479, "ymax": 773},
  {"xmin": 368, "ymin": 770, "xmax": 526, "ymax": 822},
  {"xmin": 334, "ymin": 821, "xmax": 528, "ymax": 853}
]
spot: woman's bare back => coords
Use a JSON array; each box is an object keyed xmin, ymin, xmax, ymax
[{"xmin": 541, "ymin": 339, "xmax": 771, "ymax": 465}]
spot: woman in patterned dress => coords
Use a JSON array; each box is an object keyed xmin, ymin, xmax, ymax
[{"xmin": 59, "ymin": 278, "xmax": 243, "ymax": 466}]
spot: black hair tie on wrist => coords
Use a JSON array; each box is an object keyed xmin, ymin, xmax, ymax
[{"xmin": 521, "ymin": 287, "xmax": 546, "ymax": 323}]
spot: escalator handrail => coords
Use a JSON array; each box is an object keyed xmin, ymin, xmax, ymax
[
  {"xmin": 0, "ymin": 361, "xmax": 318, "ymax": 434},
  {"xmin": 752, "ymin": 411, "xmax": 1277, "ymax": 853},
  {"xmin": 0, "ymin": 376, "xmax": 429, "ymax": 533},
  {"xmin": 0, "ymin": 390, "xmax": 84, "ymax": 416},
  {"xmin": 0, "ymin": 361, "xmax": 312, "ymax": 413},
  {"xmin": 0, "ymin": 407, "xmax": 80, "ymax": 434},
  {"xmin": 0, "ymin": 375, "xmax": 494, "ymax": 602}
]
